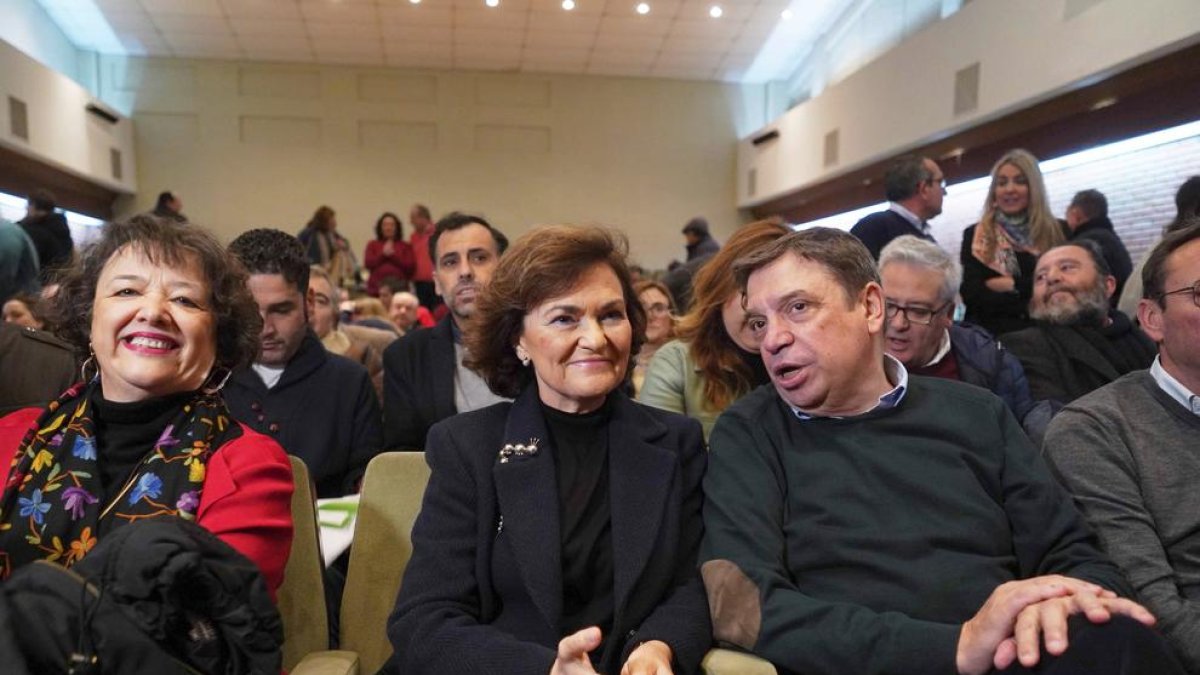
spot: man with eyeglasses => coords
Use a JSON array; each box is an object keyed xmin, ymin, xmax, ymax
[
  {"xmin": 851, "ymin": 155, "xmax": 945, "ymax": 260},
  {"xmin": 878, "ymin": 236, "xmax": 1047, "ymax": 442},
  {"xmin": 1043, "ymin": 222, "xmax": 1200, "ymax": 670},
  {"xmin": 1002, "ymin": 240, "xmax": 1156, "ymax": 406}
]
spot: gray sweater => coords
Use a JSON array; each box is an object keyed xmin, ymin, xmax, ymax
[{"xmin": 1044, "ymin": 371, "xmax": 1200, "ymax": 672}]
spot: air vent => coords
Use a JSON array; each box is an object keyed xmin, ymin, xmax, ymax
[
  {"xmin": 110, "ymin": 148, "xmax": 123, "ymax": 180},
  {"xmin": 747, "ymin": 168, "xmax": 757, "ymax": 198},
  {"xmin": 9, "ymin": 96, "xmax": 28, "ymax": 140},
  {"xmin": 954, "ymin": 62, "xmax": 981, "ymax": 116},
  {"xmin": 823, "ymin": 129, "xmax": 839, "ymax": 168}
]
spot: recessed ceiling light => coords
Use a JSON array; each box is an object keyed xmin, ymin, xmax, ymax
[
  {"xmin": 410, "ymin": 0, "xmax": 421, "ymax": 4},
  {"xmin": 781, "ymin": 8, "xmax": 792, "ymax": 20},
  {"xmin": 709, "ymin": 5, "xmax": 723, "ymax": 18},
  {"xmin": 636, "ymin": 2, "xmax": 650, "ymax": 14},
  {"xmin": 562, "ymin": 0, "xmax": 575, "ymax": 9},
  {"xmin": 486, "ymin": 0, "xmax": 500, "ymax": 6}
]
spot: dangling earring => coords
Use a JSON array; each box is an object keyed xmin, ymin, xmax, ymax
[
  {"xmin": 79, "ymin": 350, "xmax": 97, "ymax": 383},
  {"xmin": 515, "ymin": 346, "xmax": 530, "ymax": 367},
  {"xmin": 202, "ymin": 367, "xmax": 233, "ymax": 395}
]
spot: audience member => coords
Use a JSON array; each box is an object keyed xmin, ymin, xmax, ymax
[
  {"xmin": 1119, "ymin": 175, "xmax": 1200, "ymax": 316},
  {"xmin": 408, "ymin": 203, "xmax": 438, "ymax": 309},
  {"xmin": 3, "ymin": 292, "xmax": 46, "ymax": 330},
  {"xmin": 18, "ymin": 189, "xmax": 73, "ymax": 284},
  {"xmin": 388, "ymin": 290, "xmax": 427, "ymax": 332},
  {"xmin": 1003, "ymin": 242, "xmax": 1156, "ymax": 406},
  {"xmin": 663, "ymin": 216, "xmax": 720, "ymax": 311},
  {"xmin": 961, "ymin": 149, "xmax": 1065, "ymax": 336},
  {"xmin": 631, "ymin": 280, "xmax": 676, "ymax": 396},
  {"xmin": 0, "ymin": 321, "xmax": 75, "ymax": 417},
  {"xmin": 0, "ymin": 217, "xmax": 40, "ymax": 302},
  {"xmin": 298, "ymin": 205, "xmax": 355, "ymax": 290},
  {"xmin": 364, "ymin": 212, "xmax": 415, "ymax": 297},
  {"xmin": 640, "ymin": 219, "xmax": 787, "ymax": 439},
  {"xmin": 701, "ymin": 227, "xmax": 1181, "ymax": 675},
  {"xmin": 152, "ymin": 190, "xmax": 188, "ymax": 223},
  {"xmin": 351, "ymin": 296, "xmax": 398, "ymax": 334},
  {"xmin": 386, "ymin": 225, "xmax": 710, "ymax": 674},
  {"xmin": 226, "ymin": 229, "xmax": 383, "ymax": 498},
  {"xmin": 376, "ymin": 276, "xmax": 409, "ymax": 303},
  {"xmin": 1044, "ymin": 221, "xmax": 1200, "ymax": 672},
  {"xmin": 0, "ymin": 215, "xmax": 292, "ymax": 593},
  {"xmin": 878, "ymin": 236, "xmax": 1047, "ymax": 441},
  {"xmin": 1066, "ymin": 189, "xmax": 1133, "ymax": 304},
  {"xmin": 310, "ymin": 265, "xmax": 384, "ymax": 399},
  {"xmin": 382, "ymin": 212, "xmax": 509, "ymax": 450},
  {"xmin": 850, "ymin": 155, "xmax": 944, "ymax": 259}
]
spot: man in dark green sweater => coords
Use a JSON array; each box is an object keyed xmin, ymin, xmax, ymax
[{"xmin": 700, "ymin": 227, "xmax": 1182, "ymax": 675}]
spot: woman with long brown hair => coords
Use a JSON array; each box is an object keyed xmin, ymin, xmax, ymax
[
  {"xmin": 960, "ymin": 149, "xmax": 1066, "ymax": 336},
  {"xmin": 639, "ymin": 219, "xmax": 790, "ymax": 439}
]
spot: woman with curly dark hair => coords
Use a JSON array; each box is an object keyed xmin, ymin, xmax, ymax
[
  {"xmin": 0, "ymin": 215, "xmax": 293, "ymax": 595},
  {"xmin": 639, "ymin": 218, "xmax": 789, "ymax": 439},
  {"xmin": 363, "ymin": 211, "xmax": 415, "ymax": 297},
  {"xmin": 387, "ymin": 225, "xmax": 711, "ymax": 675}
]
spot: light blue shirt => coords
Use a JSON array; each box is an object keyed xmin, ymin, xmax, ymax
[
  {"xmin": 1150, "ymin": 356, "xmax": 1200, "ymax": 416},
  {"xmin": 792, "ymin": 355, "xmax": 909, "ymax": 421},
  {"xmin": 888, "ymin": 203, "xmax": 932, "ymax": 236}
]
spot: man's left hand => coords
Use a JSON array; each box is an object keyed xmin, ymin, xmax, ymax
[{"xmin": 621, "ymin": 640, "xmax": 674, "ymax": 675}]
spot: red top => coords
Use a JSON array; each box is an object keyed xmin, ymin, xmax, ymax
[
  {"xmin": 363, "ymin": 238, "xmax": 416, "ymax": 296},
  {"xmin": 911, "ymin": 348, "xmax": 961, "ymax": 382},
  {"xmin": 411, "ymin": 228, "xmax": 433, "ymax": 282},
  {"xmin": 0, "ymin": 407, "xmax": 294, "ymax": 598}
]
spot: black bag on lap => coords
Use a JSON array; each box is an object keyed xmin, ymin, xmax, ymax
[{"xmin": 0, "ymin": 518, "xmax": 282, "ymax": 674}]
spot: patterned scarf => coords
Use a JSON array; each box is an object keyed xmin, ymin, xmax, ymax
[
  {"xmin": 0, "ymin": 381, "xmax": 240, "ymax": 580},
  {"xmin": 972, "ymin": 210, "xmax": 1037, "ymax": 277}
]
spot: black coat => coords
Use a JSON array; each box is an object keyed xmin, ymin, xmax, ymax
[
  {"xmin": 224, "ymin": 331, "xmax": 383, "ymax": 497},
  {"xmin": 960, "ymin": 224, "xmax": 1038, "ymax": 337},
  {"xmin": 382, "ymin": 315, "xmax": 457, "ymax": 450},
  {"xmin": 1069, "ymin": 216, "xmax": 1134, "ymax": 305},
  {"xmin": 850, "ymin": 209, "xmax": 935, "ymax": 260},
  {"xmin": 17, "ymin": 212, "xmax": 72, "ymax": 283},
  {"xmin": 386, "ymin": 387, "xmax": 712, "ymax": 675}
]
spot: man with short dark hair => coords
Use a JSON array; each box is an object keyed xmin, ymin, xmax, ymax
[
  {"xmin": 18, "ymin": 189, "xmax": 73, "ymax": 284},
  {"xmin": 850, "ymin": 155, "xmax": 944, "ymax": 259},
  {"xmin": 700, "ymin": 227, "xmax": 1182, "ymax": 675},
  {"xmin": 878, "ymin": 236, "xmax": 1047, "ymax": 441},
  {"xmin": 225, "ymin": 228, "xmax": 382, "ymax": 497},
  {"xmin": 152, "ymin": 190, "xmax": 188, "ymax": 223},
  {"xmin": 409, "ymin": 203, "xmax": 438, "ymax": 309},
  {"xmin": 1066, "ymin": 189, "xmax": 1132, "ymax": 304},
  {"xmin": 1002, "ymin": 241, "xmax": 1156, "ymax": 406},
  {"xmin": 382, "ymin": 213, "xmax": 509, "ymax": 450},
  {"xmin": 665, "ymin": 216, "xmax": 722, "ymax": 311},
  {"xmin": 1045, "ymin": 221, "xmax": 1200, "ymax": 671}
]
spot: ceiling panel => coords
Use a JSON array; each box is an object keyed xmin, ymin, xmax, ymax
[
  {"xmin": 141, "ymin": 0, "xmax": 224, "ymax": 16},
  {"xmin": 153, "ymin": 15, "xmax": 230, "ymax": 34},
  {"xmin": 231, "ymin": 18, "xmax": 309, "ymax": 37}
]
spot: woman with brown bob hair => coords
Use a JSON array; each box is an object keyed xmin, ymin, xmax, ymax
[
  {"xmin": 0, "ymin": 214, "xmax": 293, "ymax": 595},
  {"xmin": 630, "ymin": 279, "xmax": 676, "ymax": 395},
  {"xmin": 639, "ymin": 218, "xmax": 789, "ymax": 439},
  {"xmin": 388, "ymin": 225, "xmax": 711, "ymax": 675}
]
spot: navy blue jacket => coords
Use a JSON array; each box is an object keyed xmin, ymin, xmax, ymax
[
  {"xmin": 850, "ymin": 209, "xmax": 935, "ymax": 260},
  {"xmin": 386, "ymin": 386, "xmax": 711, "ymax": 675},
  {"xmin": 950, "ymin": 323, "xmax": 1050, "ymax": 444}
]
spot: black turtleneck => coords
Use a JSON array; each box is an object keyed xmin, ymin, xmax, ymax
[
  {"xmin": 90, "ymin": 387, "xmax": 191, "ymax": 506},
  {"xmin": 541, "ymin": 396, "xmax": 615, "ymax": 655}
]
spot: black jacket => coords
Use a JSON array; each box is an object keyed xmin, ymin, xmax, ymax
[
  {"xmin": 386, "ymin": 387, "xmax": 711, "ymax": 675},
  {"xmin": 1069, "ymin": 216, "xmax": 1134, "ymax": 305},
  {"xmin": 960, "ymin": 224, "xmax": 1038, "ymax": 337},
  {"xmin": 224, "ymin": 331, "xmax": 383, "ymax": 497},
  {"xmin": 0, "ymin": 323, "xmax": 76, "ymax": 417},
  {"xmin": 382, "ymin": 315, "xmax": 457, "ymax": 451},
  {"xmin": 850, "ymin": 209, "xmax": 935, "ymax": 260},
  {"xmin": 0, "ymin": 518, "xmax": 281, "ymax": 675},
  {"xmin": 18, "ymin": 212, "xmax": 72, "ymax": 283}
]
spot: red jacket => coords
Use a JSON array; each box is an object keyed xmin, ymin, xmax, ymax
[
  {"xmin": 0, "ymin": 407, "xmax": 294, "ymax": 597},
  {"xmin": 364, "ymin": 238, "xmax": 416, "ymax": 296}
]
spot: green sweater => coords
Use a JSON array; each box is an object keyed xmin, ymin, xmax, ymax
[
  {"xmin": 1045, "ymin": 371, "xmax": 1200, "ymax": 673},
  {"xmin": 701, "ymin": 376, "xmax": 1129, "ymax": 675}
]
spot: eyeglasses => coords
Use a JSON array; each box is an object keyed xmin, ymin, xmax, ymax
[
  {"xmin": 1157, "ymin": 281, "xmax": 1200, "ymax": 308},
  {"xmin": 644, "ymin": 302, "xmax": 671, "ymax": 317},
  {"xmin": 927, "ymin": 177, "xmax": 947, "ymax": 195},
  {"xmin": 885, "ymin": 301, "xmax": 950, "ymax": 325}
]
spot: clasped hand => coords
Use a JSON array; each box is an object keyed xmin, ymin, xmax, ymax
[
  {"xmin": 956, "ymin": 575, "xmax": 1156, "ymax": 674},
  {"xmin": 550, "ymin": 627, "xmax": 674, "ymax": 675}
]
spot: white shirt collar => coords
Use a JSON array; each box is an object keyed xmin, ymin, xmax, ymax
[
  {"xmin": 1150, "ymin": 356, "xmax": 1200, "ymax": 416},
  {"xmin": 792, "ymin": 354, "xmax": 909, "ymax": 420},
  {"xmin": 923, "ymin": 329, "xmax": 953, "ymax": 368}
]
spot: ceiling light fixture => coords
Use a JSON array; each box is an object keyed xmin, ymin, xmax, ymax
[
  {"xmin": 562, "ymin": 0, "xmax": 575, "ymax": 9},
  {"xmin": 636, "ymin": 2, "xmax": 650, "ymax": 14},
  {"xmin": 781, "ymin": 8, "xmax": 792, "ymax": 19},
  {"xmin": 486, "ymin": 0, "xmax": 500, "ymax": 7},
  {"xmin": 410, "ymin": 0, "xmax": 421, "ymax": 4},
  {"xmin": 709, "ymin": 5, "xmax": 723, "ymax": 18}
]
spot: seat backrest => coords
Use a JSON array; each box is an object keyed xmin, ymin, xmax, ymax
[
  {"xmin": 341, "ymin": 451, "xmax": 431, "ymax": 674},
  {"xmin": 277, "ymin": 455, "xmax": 329, "ymax": 671}
]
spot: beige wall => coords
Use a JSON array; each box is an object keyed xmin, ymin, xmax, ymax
[{"xmin": 99, "ymin": 56, "xmax": 758, "ymax": 268}]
